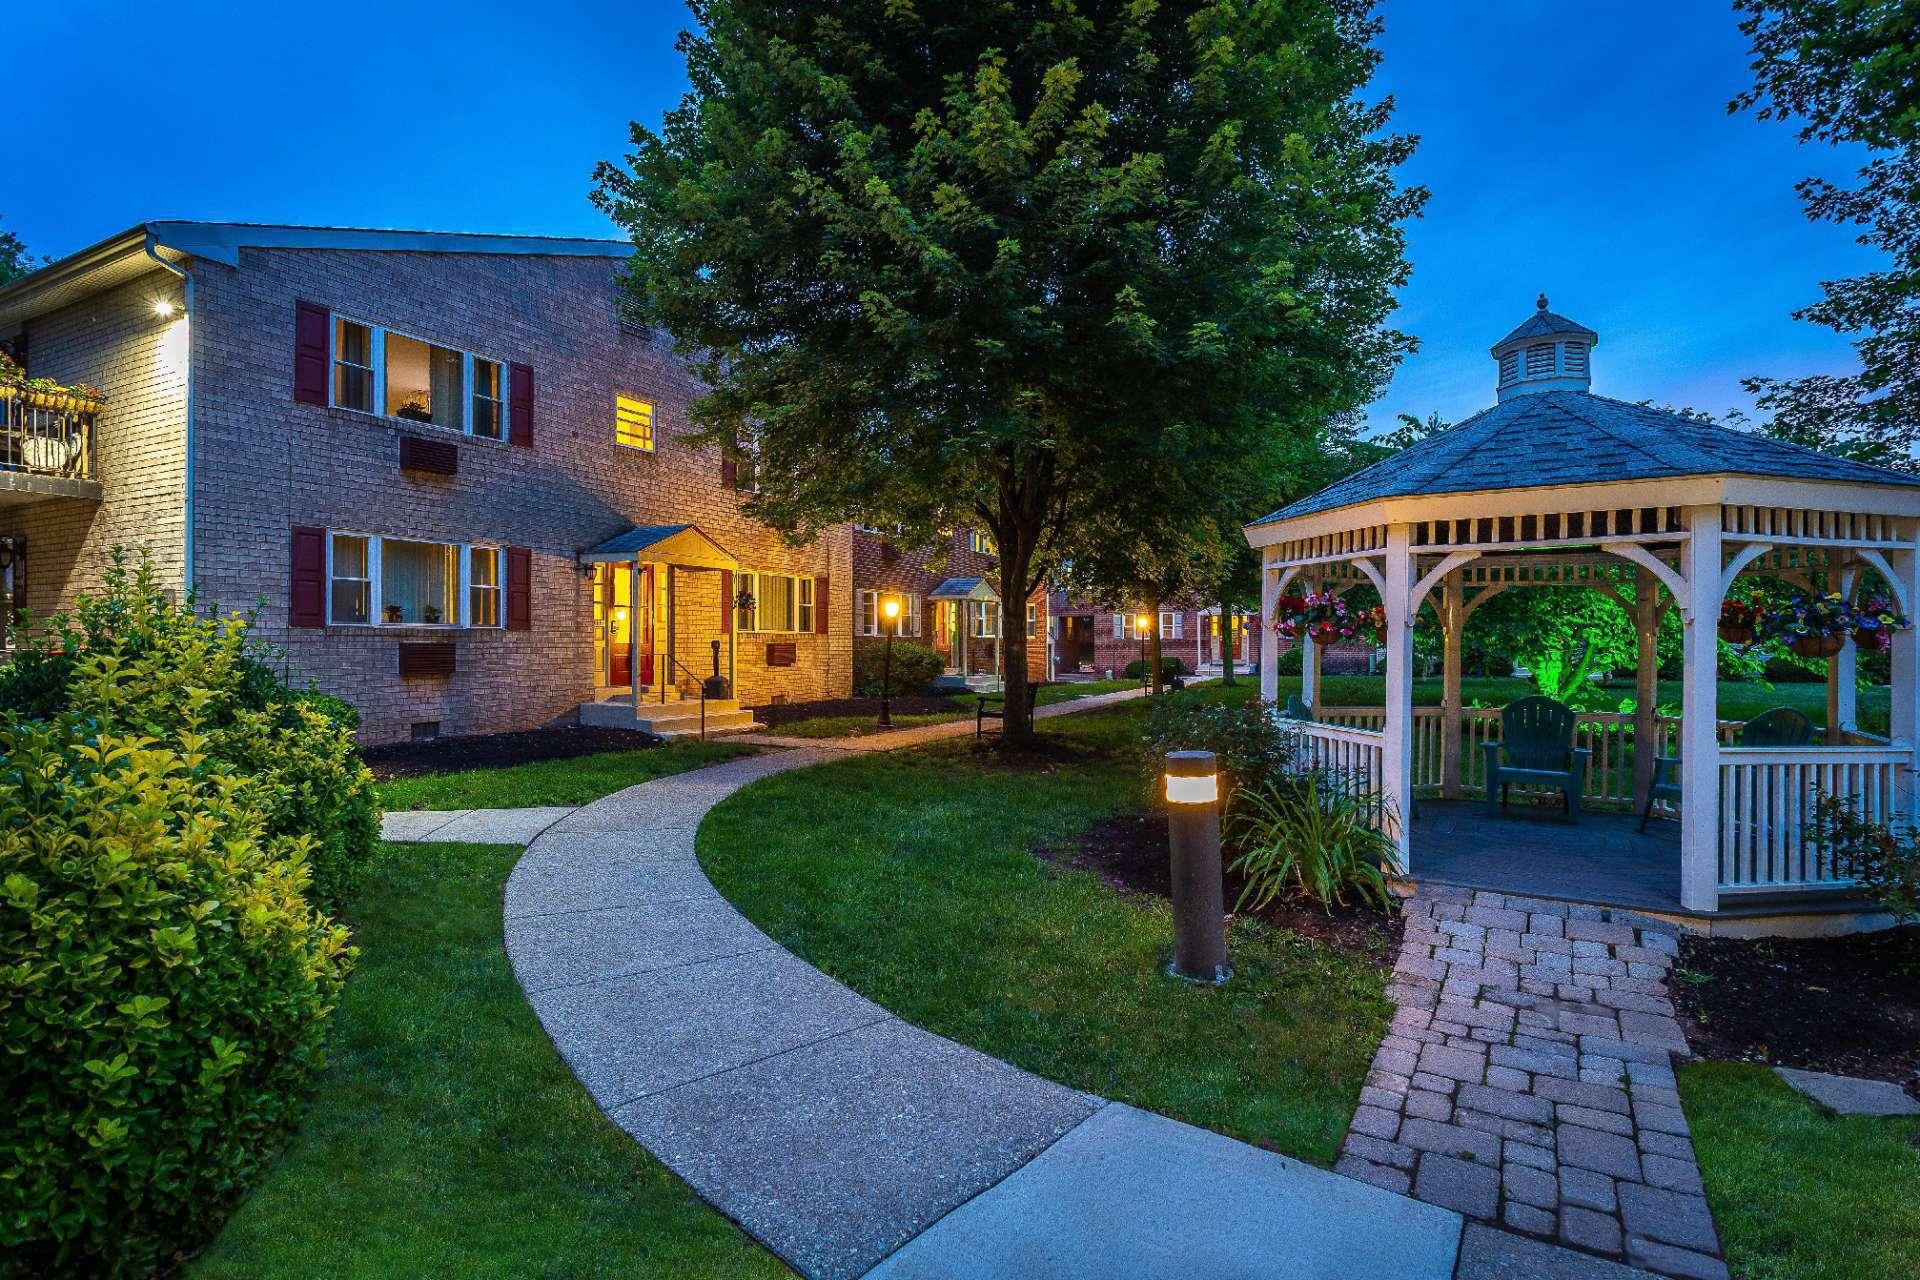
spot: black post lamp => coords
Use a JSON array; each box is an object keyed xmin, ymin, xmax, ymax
[{"xmin": 878, "ymin": 596, "xmax": 902, "ymax": 727}]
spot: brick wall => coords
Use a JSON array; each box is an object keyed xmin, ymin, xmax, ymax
[
  {"xmin": 850, "ymin": 527, "xmax": 1047, "ymax": 683},
  {"xmin": 4, "ymin": 269, "xmax": 189, "ymax": 620},
  {"xmin": 176, "ymin": 245, "xmax": 850, "ymax": 742},
  {"xmin": 1052, "ymin": 594, "xmax": 1252, "ymax": 676}
]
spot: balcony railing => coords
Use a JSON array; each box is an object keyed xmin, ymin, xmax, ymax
[{"xmin": 1, "ymin": 389, "xmax": 98, "ymax": 483}]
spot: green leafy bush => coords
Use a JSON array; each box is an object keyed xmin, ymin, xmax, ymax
[
  {"xmin": 1228, "ymin": 772, "xmax": 1393, "ymax": 912},
  {"xmin": 1140, "ymin": 689, "xmax": 1291, "ymax": 814},
  {"xmin": 0, "ymin": 553, "xmax": 378, "ymax": 915},
  {"xmin": 853, "ymin": 639, "xmax": 946, "ymax": 696},
  {"xmin": 1123, "ymin": 655, "xmax": 1189, "ymax": 681},
  {"xmin": 1808, "ymin": 792, "xmax": 1920, "ymax": 925},
  {"xmin": 1273, "ymin": 644, "xmax": 1304, "ymax": 676},
  {"xmin": 0, "ymin": 714, "xmax": 354, "ymax": 1277}
]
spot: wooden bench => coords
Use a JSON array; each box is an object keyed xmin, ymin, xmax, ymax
[{"xmin": 977, "ymin": 682, "xmax": 1045, "ymax": 737}]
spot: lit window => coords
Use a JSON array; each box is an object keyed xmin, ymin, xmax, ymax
[
  {"xmin": 385, "ymin": 333, "xmax": 466, "ymax": 429},
  {"xmin": 1160, "ymin": 610, "xmax": 1184, "ymax": 639},
  {"xmin": 858, "ymin": 590, "xmax": 921, "ymax": 637},
  {"xmin": 738, "ymin": 571, "xmax": 813, "ymax": 633},
  {"xmin": 616, "ymin": 394, "xmax": 656, "ymax": 451},
  {"xmin": 970, "ymin": 600, "xmax": 1000, "ymax": 638},
  {"xmin": 469, "ymin": 547, "xmax": 501, "ymax": 626},
  {"xmin": 329, "ymin": 533, "xmax": 371, "ymax": 624},
  {"xmin": 334, "ymin": 319, "xmax": 374, "ymax": 412},
  {"xmin": 968, "ymin": 529, "xmax": 996, "ymax": 556},
  {"xmin": 1027, "ymin": 603, "xmax": 1038, "ymax": 638},
  {"xmin": 472, "ymin": 360, "xmax": 505, "ymax": 440},
  {"xmin": 324, "ymin": 534, "xmax": 502, "ymax": 628}
]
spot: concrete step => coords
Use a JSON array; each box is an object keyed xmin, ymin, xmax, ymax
[{"xmin": 578, "ymin": 698, "xmax": 761, "ymax": 738}]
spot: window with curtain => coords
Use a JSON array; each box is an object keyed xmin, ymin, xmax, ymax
[
  {"xmin": 469, "ymin": 547, "xmax": 501, "ymax": 626},
  {"xmin": 328, "ymin": 314, "xmax": 509, "ymax": 439},
  {"xmin": 472, "ymin": 360, "xmax": 506, "ymax": 439},
  {"xmin": 739, "ymin": 571, "xmax": 811, "ymax": 632},
  {"xmin": 381, "ymin": 539, "xmax": 459, "ymax": 625},
  {"xmin": 333, "ymin": 319, "xmax": 374, "ymax": 412},
  {"xmin": 329, "ymin": 533, "xmax": 371, "ymax": 624}
]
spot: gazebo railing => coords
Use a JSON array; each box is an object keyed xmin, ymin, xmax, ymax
[{"xmin": 1718, "ymin": 745, "xmax": 1902, "ymax": 892}]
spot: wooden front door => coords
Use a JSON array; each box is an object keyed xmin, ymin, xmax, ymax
[
  {"xmin": 595, "ymin": 563, "xmax": 657, "ymax": 688},
  {"xmin": 636, "ymin": 564, "xmax": 655, "ymax": 687}
]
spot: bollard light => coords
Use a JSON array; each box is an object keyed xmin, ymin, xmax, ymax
[{"xmin": 1164, "ymin": 749, "xmax": 1230, "ymax": 984}]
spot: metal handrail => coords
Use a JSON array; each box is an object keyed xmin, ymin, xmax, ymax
[{"xmin": 664, "ymin": 653, "xmax": 707, "ymax": 740}]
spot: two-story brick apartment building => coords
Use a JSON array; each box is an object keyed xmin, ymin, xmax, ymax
[
  {"xmin": 1050, "ymin": 593, "xmax": 1256, "ymax": 678},
  {"xmin": 850, "ymin": 526, "xmax": 1048, "ymax": 689},
  {"xmin": 0, "ymin": 222, "xmax": 852, "ymax": 743}
]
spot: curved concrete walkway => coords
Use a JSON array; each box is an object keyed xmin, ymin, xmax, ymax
[{"xmin": 500, "ymin": 739, "xmax": 1464, "ymax": 1279}]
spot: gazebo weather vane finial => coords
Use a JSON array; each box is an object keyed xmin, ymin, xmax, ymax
[{"xmin": 1537, "ymin": 292, "xmax": 1549, "ymax": 310}]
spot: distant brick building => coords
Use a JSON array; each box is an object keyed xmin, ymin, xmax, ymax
[
  {"xmin": 0, "ymin": 222, "xmax": 853, "ymax": 743},
  {"xmin": 1050, "ymin": 593, "xmax": 1255, "ymax": 677},
  {"xmin": 850, "ymin": 527, "xmax": 1047, "ymax": 687}
]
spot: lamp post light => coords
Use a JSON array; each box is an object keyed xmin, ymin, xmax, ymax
[
  {"xmin": 1164, "ymin": 749, "xmax": 1230, "ymax": 984},
  {"xmin": 1135, "ymin": 612, "xmax": 1153, "ymax": 691},
  {"xmin": 878, "ymin": 596, "xmax": 902, "ymax": 728}
]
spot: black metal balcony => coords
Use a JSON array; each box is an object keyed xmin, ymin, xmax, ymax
[{"xmin": 1, "ymin": 389, "xmax": 100, "ymax": 502}]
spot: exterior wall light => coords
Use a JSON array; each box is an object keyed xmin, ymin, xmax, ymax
[
  {"xmin": 1164, "ymin": 749, "xmax": 1230, "ymax": 984},
  {"xmin": 153, "ymin": 299, "xmax": 177, "ymax": 319}
]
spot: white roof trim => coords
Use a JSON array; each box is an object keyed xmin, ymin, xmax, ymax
[{"xmin": 145, "ymin": 221, "xmax": 632, "ymax": 268}]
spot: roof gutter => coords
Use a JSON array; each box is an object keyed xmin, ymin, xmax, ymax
[{"xmin": 144, "ymin": 230, "xmax": 195, "ymax": 595}]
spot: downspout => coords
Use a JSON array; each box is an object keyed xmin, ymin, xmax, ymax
[{"xmin": 144, "ymin": 231, "xmax": 194, "ymax": 595}]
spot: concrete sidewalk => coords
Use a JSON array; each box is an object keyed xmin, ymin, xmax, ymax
[{"xmin": 735, "ymin": 680, "xmax": 1177, "ymax": 751}]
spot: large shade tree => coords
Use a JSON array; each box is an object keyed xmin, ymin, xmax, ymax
[
  {"xmin": 596, "ymin": 0, "xmax": 1421, "ymax": 742},
  {"xmin": 1732, "ymin": 0, "xmax": 1920, "ymax": 463}
]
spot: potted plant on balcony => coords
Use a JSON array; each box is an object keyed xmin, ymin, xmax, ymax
[
  {"xmin": 1765, "ymin": 591, "xmax": 1857, "ymax": 659},
  {"xmin": 1718, "ymin": 599, "xmax": 1763, "ymax": 644},
  {"xmin": 1851, "ymin": 596, "xmax": 1912, "ymax": 653}
]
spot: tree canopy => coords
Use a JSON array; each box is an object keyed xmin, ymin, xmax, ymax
[
  {"xmin": 1732, "ymin": 0, "xmax": 1920, "ymax": 463},
  {"xmin": 0, "ymin": 217, "xmax": 36, "ymax": 286},
  {"xmin": 597, "ymin": 0, "xmax": 1422, "ymax": 739}
]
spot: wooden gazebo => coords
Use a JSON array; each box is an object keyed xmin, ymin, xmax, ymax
[{"xmin": 1245, "ymin": 299, "xmax": 1920, "ymax": 917}]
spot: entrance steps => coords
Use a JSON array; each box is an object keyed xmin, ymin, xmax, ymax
[{"xmin": 579, "ymin": 694, "xmax": 764, "ymax": 740}]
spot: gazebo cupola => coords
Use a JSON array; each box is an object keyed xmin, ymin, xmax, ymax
[{"xmin": 1492, "ymin": 294, "xmax": 1598, "ymax": 401}]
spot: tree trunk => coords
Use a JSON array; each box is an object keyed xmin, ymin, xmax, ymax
[
  {"xmin": 1149, "ymin": 602, "xmax": 1164, "ymax": 695},
  {"xmin": 1219, "ymin": 599, "xmax": 1235, "ymax": 684},
  {"xmin": 996, "ymin": 532, "xmax": 1038, "ymax": 747}
]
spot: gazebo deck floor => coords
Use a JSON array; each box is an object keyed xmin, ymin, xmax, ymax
[{"xmin": 1409, "ymin": 798, "xmax": 1682, "ymax": 915}]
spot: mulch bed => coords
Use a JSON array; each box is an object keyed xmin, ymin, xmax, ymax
[
  {"xmin": 1034, "ymin": 811, "xmax": 1403, "ymax": 963},
  {"xmin": 1671, "ymin": 925, "xmax": 1920, "ymax": 1090},
  {"xmin": 360, "ymin": 725, "xmax": 663, "ymax": 781},
  {"xmin": 751, "ymin": 694, "xmax": 969, "ymax": 728}
]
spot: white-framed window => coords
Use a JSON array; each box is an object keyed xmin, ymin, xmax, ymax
[
  {"xmin": 615, "ymin": 394, "xmax": 655, "ymax": 451},
  {"xmin": 325, "ymin": 531, "xmax": 503, "ymax": 628},
  {"xmin": 1112, "ymin": 612, "xmax": 1127, "ymax": 638},
  {"xmin": 857, "ymin": 589, "xmax": 922, "ymax": 637},
  {"xmin": 1160, "ymin": 610, "xmax": 1184, "ymax": 639},
  {"xmin": 738, "ymin": 571, "xmax": 813, "ymax": 633},
  {"xmin": 329, "ymin": 314, "xmax": 511, "ymax": 439},
  {"xmin": 970, "ymin": 600, "xmax": 1000, "ymax": 638},
  {"xmin": 967, "ymin": 529, "xmax": 995, "ymax": 556},
  {"xmin": 1027, "ymin": 603, "xmax": 1038, "ymax": 638}
]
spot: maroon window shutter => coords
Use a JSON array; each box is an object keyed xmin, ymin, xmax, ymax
[
  {"xmin": 508, "ymin": 363, "xmax": 534, "ymax": 448},
  {"xmin": 290, "ymin": 526, "xmax": 326, "ymax": 627},
  {"xmin": 814, "ymin": 575, "xmax": 829, "ymax": 635},
  {"xmin": 721, "ymin": 456, "xmax": 738, "ymax": 488},
  {"xmin": 719, "ymin": 569, "xmax": 733, "ymax": 632},
  {"xmin": 505, "ymin": 547, "xmax": 532, "ymax": 630},
  {"xmin": 9, "ymin": 538, "xmax": 24, "ymax": 627},
  {"xmin": 293, "ymin": 302, "xmax": 330, "ymax": 405}
]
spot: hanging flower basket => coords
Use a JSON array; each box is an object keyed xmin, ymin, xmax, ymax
[
  {"xmin": 1274, "ymin": 590, "xmax": 1360, "ymax": 644},
  {"xmin": 1717, "ymin": 600, "xmax": 1762, "ymax": 644},
  {"xmin": 1851, "ymin": 596, "xmax": 1912, "ymax": 653},
  {"xmin": 1789, "ymin": 633, "xmax": 1845, "ymax": 659},
  {"xmin": 1764, "ymin": 591, "xmax": 1861, "ymax": 660}
]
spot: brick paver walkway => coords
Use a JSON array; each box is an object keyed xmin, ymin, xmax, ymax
[{"xmin": 1338, "ymin": 886, "xmax": 1729, "ymax": 1280}]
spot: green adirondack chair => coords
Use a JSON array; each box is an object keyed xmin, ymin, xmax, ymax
[
  {"xmin": 1638, "ymin": 706, "xmax": 1815, "ymax": 830},
  {"xmin": 1481, "ymin": 696, "xmax": 1591, "ymax": 819},
  {"xmin": 1283, "ymin": 693, "xmax": 1313, "ymax": 721}
]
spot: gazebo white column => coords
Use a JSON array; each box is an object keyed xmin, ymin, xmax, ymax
[
  {"xmin": 1380, "ymin": 524, "xmax": 1415, "ymax": 872},
  {"xmin": 1678, "ymin": 507, "xmax": 1724, "ymax": 913},
  {"xmin": 1258, "ymin": 561, "xmax": 1280, "ymax": 706},
  {"xmin": 1889, "ymin": 546, "xmax": 1920, "ymax": 810},
  {"xmin": 1631, "ymin": 583, "xmax": 1662, "ymax": 808},
  {"xmin": 1827, "ymin": 563, "xmax": 1861, "ymax": 737},
  {"xmin": 1439, "ymin": 576, "xmax": 1464, "ymax": 800}
]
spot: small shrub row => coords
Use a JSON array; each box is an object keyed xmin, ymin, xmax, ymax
[
  {"xmin": 852, "ymin": 639, "xmax": 946, "ymax": 697},
  {"xmin": 1123, "ymin": 655, "xmax": 1190, "ymax": 681}
]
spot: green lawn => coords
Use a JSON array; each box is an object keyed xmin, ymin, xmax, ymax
[
  {"xmin": 375, "ymin": 741, "xmax": 752, "ymax": 810},
  {"xmin": 188, "ymin": 841, "xmax": 785, "ymax": 1280},
  {"xmin": 1679, "ymin": 1062, "xmax": 1920, "ymax": 1280},
  {"xmin": 697, "ymin": 696, "xmax": 1392, "ymax": 1164},
  {"xmin": 766, "ymin": 679, "xmax": 1147, "ymax": 738},
  {"xmin": 1274, "ymin": 674, "xmax": 1889, "ymax": 733}
]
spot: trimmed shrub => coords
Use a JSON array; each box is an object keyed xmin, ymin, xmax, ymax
[
  {"xmin": 853, "ymin": 639, "xmax": 947, "ymax": 697},
  {"xmin": 1140, "ymin": 689, "xmax": 1292, "ymax": 814},
  {"xmin": 1123, "ymin": 655, "xmax": 1190, "ymax": 681},
  {"xmin": 1273, "ymin": 644, "xmax": 1304, "ymax": 676},
  {"xmin": 0, "ymin": 553, "xmax": 379, "ymax": 915},
  {"xmin": 0, "ymin": 716, "xmax": 354, "ymax": 1277}
]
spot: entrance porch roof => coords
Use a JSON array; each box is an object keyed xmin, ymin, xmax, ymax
[
  {"xmin": 580, "ymin": 523, "xmax": 737, "ymax": 569},
  {"xmin": 929, "ymin": 576, "xmax": 998, "ymax": 602}
]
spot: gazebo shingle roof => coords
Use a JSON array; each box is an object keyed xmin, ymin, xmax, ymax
[
  {"xmin": 1494, "ymin": 307, "xmax": 1597, "ymax": 348},
  {"xmin": 1253, "ymin": 391, "xmax": 1920, "ymax": 527}
]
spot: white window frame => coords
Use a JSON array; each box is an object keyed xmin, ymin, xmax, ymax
[
  {"xmin": 858, "ymin": 589, "xmax": 921, "ymax": 637},
  {"xmin": 739, "ymin": 571, "xmax": 813, "ymax": 634},
  {"xmin": 970, "ymin": 600, "xmax": 1000, "ymax": 639},
  {"xmin": 1027, "ymin": 602, "xmax": 1038, "ymax": 638},
  {"xmin": 615, "ymin": 393, "xmax": 656, "ymax": 452},
  {"xmin": 1160, "ymin": 610, "xmax": 1184, "ymax": 640},
  {"xmin": 324, "ymin": 531, "xmax": 503, "ymax": 628},
  {"xmin": 968, "ymin": 529, "xmax": 995, "ymax": 556},
  {"xmin": 328, "ymin": 313, "xmax": 512, "ymax": 441},
  {"xmin": 1112, "ymin": 612, "xmax": 1126, "ymax": 638}
]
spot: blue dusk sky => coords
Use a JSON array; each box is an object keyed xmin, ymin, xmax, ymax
[{"xmin": 13, "ymin": 1, "xmax": 1881, "ymax": 435}]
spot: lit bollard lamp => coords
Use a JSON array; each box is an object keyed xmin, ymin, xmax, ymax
[{"xmin": 1164, "ymin": 749, "xmax": 1231, "ymax": 985}]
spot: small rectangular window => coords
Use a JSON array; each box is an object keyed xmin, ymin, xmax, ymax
[
  {"xmin": 1160, "ymin": 610, "xmax": 1184, "ymax": 639},
  {"xmin": 616, "ymin": 394, "xmax": 656, "ymax": 451},
  {"xmin": 385, "ymin": 333, "xmax": 465, "ymax": 429},
  {"xmin": 472, "ymin": 360, "xmax": 506, "ymax": 440},
  {"xmin": 739, "ymin": 571, "xmax": 809, "ymax": 633},
  {"xmin": 1027, "ymin": 603, "xmax": 1038, "ymax": 638},
  {"xmin": 334, "ymin": 319, "xmax": 374, "ymax": 412},
  {"xmin": 968, "ymin": 530, "xmax": 996, "ymax": 556},
  {"xmin": 858, "ymin": 589, "xmax": 878, "ymax": 637},
  {"xmin": 1113, "ymin": 613, "xmax": 1126, "ymax": 638},
  {"xmin": 329, "ymin": 533, "xmax": 371, "ymax": 624},
  {"xmin": 382, "ymin": 539, "xmax": 459, "ymax": 625},
  {"xmin": 796, "ymin": 576, "xmax": 815, "ymax": 633},
  {"xmin": 469, "ymin": 546, "xmax": 501, "ymax": 627}
]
